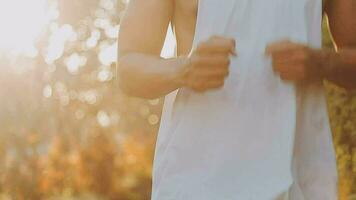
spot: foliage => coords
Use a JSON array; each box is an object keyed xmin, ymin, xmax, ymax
[{"xmin": 0, "ymin": 0, "xmax": 158, "ymax": 199}]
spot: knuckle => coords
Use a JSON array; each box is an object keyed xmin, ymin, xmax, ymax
[
  {"xmin": 216, "ymin": 56, "xmax": 230, "ymax": 66},
  {"xmin": 223, "ymin": 66, "xmax": 229, "ymax": 75},
  {"xmin": 232, "ymin": 39, "xmax": 236, "ymax": 45},
  {"xmin": 219, "ymin": 80, "xmax": 225, "ymax": 86},
  {"xmin": 212, "ymin": 69, "xmax": 223, "ymax": 78},
  {"xmin": 227, "ymin": 58, "xmax": 231, "ymax": 66},
  {"xmin": 223, "ymin": 57, "xmax": 231, "ymax": 66},
  {"xmin": 216, "ymin": 75, "xmax": 225, "ymax": 82},
  {"xmin": 215, "ymin": 80, "xmax": 225, "ymax": 88},
  {"xmin": 230, "ymin": 39, "xmax": 236, "ymax": 48},
  {"xmin": 216, "ymin": 68, "xmax": 229, "ymax": 77}
]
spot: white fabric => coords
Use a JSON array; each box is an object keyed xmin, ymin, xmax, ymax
[{"xmin": 152, "ymin": 0, "xmax": 338, "ymax": 199}]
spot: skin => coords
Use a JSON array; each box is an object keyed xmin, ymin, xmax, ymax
[
  {"xmin": 117, "ymin": 0, "xmax": 233, "ymax": 99},
  {"xmin": 266, "ymin": 0, "xmax": 356, "ymax": 89},
  {"xmin": 118, "ymin": 0, "xmax": 356, "ymax": 100}
]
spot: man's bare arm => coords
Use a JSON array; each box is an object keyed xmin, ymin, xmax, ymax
[
  {"xmin": 266, "ymin": 42, "xmax": 356, "ymax": 89},
  {"xmin": 266, "ymin": 1, "xmax": 356, "ymax": 89},
  {"xmin": 322, "ymin": 48, "xmax": 356, "ymax": 89},
  {"xmin": 117, "ymin": 0, "xmax": 235, "ymax": 99},
  {"xmin": 323, "ymin": 0, "xmax": 356, "ymax": 89},
  {"xmin": 325, "ymin": 0, "xmax": 356, "ymax": 47},
  {"xmin": 117, "ymin": 0, "xmax": 181, "ymax": 99}
]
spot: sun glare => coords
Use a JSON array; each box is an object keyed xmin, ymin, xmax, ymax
[{"xmin": 0, "ymin": 0, "xmax": 54, "ymax": 57}]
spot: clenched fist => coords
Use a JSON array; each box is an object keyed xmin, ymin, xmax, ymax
[
  {"xmin": 179, "ymin": 36, "xmax": 236, "ymax": 92},
  {"xmin": 266, "ymin": 40, "xmax": 325, "ymax": 82}
]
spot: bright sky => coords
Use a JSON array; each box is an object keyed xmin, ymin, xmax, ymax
[
  {"xmin": 0, "ymin": 0, "xmax": 176, "ymax": 68},
  {"xmin": 0, "ymin": 0, "xmax": 56, "ymax": 57}
]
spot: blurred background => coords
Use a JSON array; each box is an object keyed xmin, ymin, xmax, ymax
[{"xmin": 0, "ymin": 0, "xmax": 354, "ymax": 199}]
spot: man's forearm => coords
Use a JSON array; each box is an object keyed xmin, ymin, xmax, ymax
[
  {"xmin": 314, "ymin": 48, "xmax": 356, "ymax": 89},
  {"xmin": 118, "ymin": 53, "xmax": 186, "ymax": 99}
]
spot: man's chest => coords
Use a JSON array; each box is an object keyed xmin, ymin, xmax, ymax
[{"xmin": 175, "ymin": 0, "xmax": 326, "ymax": 14}]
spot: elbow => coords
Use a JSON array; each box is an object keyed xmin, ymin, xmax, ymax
[
  {"xmin": 117, "ymin": 55, "xmax": 158, "ymax": 99},
  {"xmin": 117, "ymin": 55, "xmax": 133, "ymax": 95},
  {"xmin": 118, "ymin": 78, "xmax": 158, "ymax": 99},
  {"xmin": 117, "ymin": 56, "xmax": 141, "ymax": 97}
]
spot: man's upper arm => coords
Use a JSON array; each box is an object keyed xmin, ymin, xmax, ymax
[
  {"xmin": 325, "ymin": 0, "xmax": 356, "ymax": 47},
  {"xmin": 118, "ymin": 0, "xmax": 173, "ymax": 56}
]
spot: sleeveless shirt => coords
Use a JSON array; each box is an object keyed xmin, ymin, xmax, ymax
[{"xmin": 152, "ymin": 0, "xmax": 338, "ymax": 199}]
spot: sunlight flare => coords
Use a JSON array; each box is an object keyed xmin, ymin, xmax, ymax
[{"xmin": 0, "ymin": 0, "xmax": 54, "ymax": 56}]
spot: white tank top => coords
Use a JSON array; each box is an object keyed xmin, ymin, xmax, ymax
[{"xmin": 152, "ymin": 0, "xmax": 338, "ymax": 199}]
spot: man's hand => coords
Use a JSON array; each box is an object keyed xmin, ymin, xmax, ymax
[
  {"xmin": 180, "ymin": 36, "xmax": 236, "ymax": 92},
  {"xmin": 266, "ymin": 40, "xmax": 324, "ymax": 82}
]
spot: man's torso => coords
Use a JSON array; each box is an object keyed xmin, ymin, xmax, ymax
[
  {"xmin": 171, "ymin": 0, "xmax": 328, "ymax": 56},
  {"xmin": 153, "ymin": 1, "xmax": 337, "ymax": 199}
]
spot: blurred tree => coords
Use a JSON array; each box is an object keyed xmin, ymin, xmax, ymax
[
  {"xmin": 0, "ymin": 0, "xmax": 159, "ymax": 199},
  {"xmin": 323, "ymin": 18, "xmax": 356, "ymax": 200}
]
